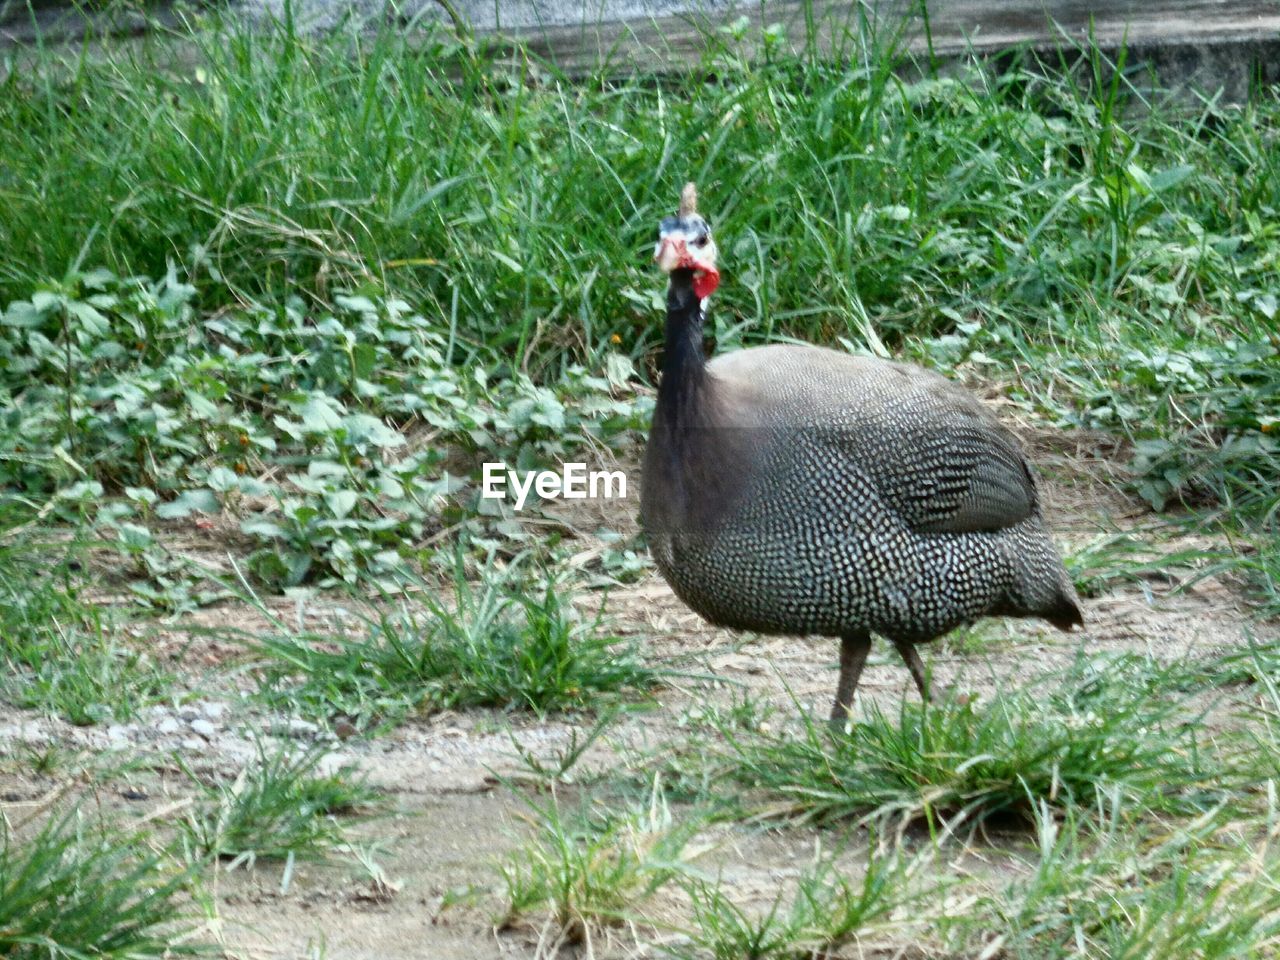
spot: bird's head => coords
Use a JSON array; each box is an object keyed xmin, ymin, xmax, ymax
[{"xmin": 654, "ymin": 182, "xmax": 720, "ymax": 300}]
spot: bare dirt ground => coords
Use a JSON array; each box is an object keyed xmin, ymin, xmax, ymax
[{"xmin": 2, "ymin": 428, "xmax": 1274, "ymax": 959}]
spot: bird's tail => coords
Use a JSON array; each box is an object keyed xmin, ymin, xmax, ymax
[
  {"xmin": 1008, "ymin": 528, "xmax": 1084, "ymax": 631},
  {"xmin": 1044, "ymin": 587, "xmax": 1084, "ymax": 631}
]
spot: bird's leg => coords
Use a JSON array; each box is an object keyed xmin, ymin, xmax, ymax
[
  {"xmin": 891, "ymin": 638, "xmax": 931, "ymax": 702},
  {"xmin": 830, "ymin": 630, "xmax": 872, "ymax": 728}
]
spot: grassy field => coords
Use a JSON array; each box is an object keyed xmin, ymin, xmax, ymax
[{"xmin": 1, "ymin": 4, "xmax": 1279, "ymax": 957}]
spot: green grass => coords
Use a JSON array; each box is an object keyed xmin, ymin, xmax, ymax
[
  {"xmin": 0, "ymin": 9, "xmax": 1275, "ymax": 584},
  {"xmin": 1224, "ymin": 532, "xmax": 1280, "ymax": 620},
  {"xmin": 1199, "ymin": 635, "xmax": 1280, "ymax": 691},
  {"xmin": 676, "ymin": 848, "xmax": 921, "ymax": 960},
  {"xmin": 0, "ymin": 809, "xmax": 205, "ymax": 959},
  {"xmin": 1, "ymin": 14, "xmax": 1277, "ymax": 953},
  {"xmin": 948, "ymin": 800, "xmax": 1280, "ymax": 958},
  {"xmin": 1066, "ymin": 522, "xmax": 1280, "ymax": 620},
  {"xmin": 672, "ymin": 652, "xmax": 1257, "ymax": 827},
  {"xmin": 0, "ymin": 511, "xmax": 173, "ymax": 724},
  {"xmin": 2, "ymin": 11, "xmax": 1275, "ymax": 367},
  {"xmin": 179, "ymin": 740, "xmax": 380, "ymax": 866},
  {"xmin": 255, "ymin": 565, "xmax": 655, "ymax": 731},
  {"xmin": 498, "ymin": 779, "xmax": 702, "ymax": 944}
]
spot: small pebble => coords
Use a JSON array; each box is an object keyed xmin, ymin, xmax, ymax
[
  {"xmin": 157, "ymin": 717, "xmax": 181, "ymax": 735},
  {"xmin": 190, "ymin": 718, "xmax": 217, "ymax": 739},
  {"xmin": 177, "ymin": 705, "xmax": 201, "ymax": 721},
  {"xmin": 273, "ymin": 718, "xmax": 320, "ymax": 739},
  {"xmin": 202, "ymin": 701, "xmax": 227, "ymax": 721},
  {"xmin": 180, "ymin": 738, "xmax": 204, "ymax": 752},
  {"xmin": 317, "ymin": 753, "xmax": 346, "ymax": 776}
]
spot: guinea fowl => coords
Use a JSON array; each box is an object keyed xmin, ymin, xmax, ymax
[{"xmin": 640, "ymin": 183, "xmax": 1083, "ymax": 723}]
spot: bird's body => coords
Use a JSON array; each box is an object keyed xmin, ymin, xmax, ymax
[
  {"xmin": 643, "ymin": 340, "xmax": 1080, "ymax": 641},
  {"xmin": 641, "ymin": 184, "xmax": 1081, "ymax": 719}
]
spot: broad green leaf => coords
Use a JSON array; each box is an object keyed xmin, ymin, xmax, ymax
[
  {"xmin": 335, "ymin": 294, "xmax": 378, "ymax": 314},
  {"xmin": 125, "ymin": 486, "xmax": 158, "ymax": 505},
  {"xmin": 57, "ymin": 480, "xmax": 104, "ymax": 501},
  {"xmin": 605, "ymin": 353, "xmax": 636, "ymax": 388},
  {"xmin": 298, "ymin": 397, "xmax": 344, "ymax": 432},
  {"xmin": 117, "ymin": 523, "xmax": 154, "ymax": 549},
  {"xmin": 156, "ymin": 489, "xmax": 220, "ymax": 519},
  {"xmin": 31, "ymin": 290, "xmax": 63, "ymax": 313},
  {"xmin": 324, "ymin": 489, "xmax": 359, "ymax": 519},
  {"xmin": 242, "ymin": 518, "xmax": 286, "ymax": 539},
  {"xmin": 206, "ymin": 466, "xmax": 240, "ymax": 492},
  {"xmin": 185, "ymin": 390, "xmax": 219, "ymax": 420},
  {"xmin": 352, "ymin": 342, "xmax": 378, "ymax": 379},
  {"xmin": 66, "ymin": 300, "xmax": 111, "ymax": 337}
]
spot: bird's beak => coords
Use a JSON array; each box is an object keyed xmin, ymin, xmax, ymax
[
  {"xmin": 654, "ymin": 236, "xmax": 687, "ymax": 273},
  {"xmin": 655, "ymin": 235, "xmax": 720, "ymax": 298}
]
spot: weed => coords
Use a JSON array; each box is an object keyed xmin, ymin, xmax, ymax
[
  {"xmin": 1193, "ymin": 635, "xmax": 1280, "ymax": 690},
  {"xmin": 0, "ymin": 809, "xmax": 205, "ymax": 959},
  {"xmin": 255, "ymin": 566, "xmax": 654, "ymax": 731},
  {"xmin": 179, "ymin": 741, "xmax": 379, "ymax": 866},
  {"xmin": 696, "ymin": 653, "xmax": 1252, "ymax": 827},
  {"xmin": 938, "ymin": 621, "xmax": 1015, "ymax": 656},
  {"xmin": 508, "ymin": 706, "xmax": 622, "ymax": 786},
  {"xmin": 9, "ymin": 744, "xmax": 78, "ymax": 777},
  {"xmin": 498, "ymin": 779, "xmax": 701, "ymax": 944},
  {"xmin": 676, "ymin": 846, "xmax": 921, "ymax": 960},
  {"xmin": 0, "ymin": 513, "xmax": 172, "ymax": 724},
  {"xmin": 679, "ymin": 689, "xmax": 778, "ymax": 736},
  {"xmin": 10, "ymin": 641, "xmax": 172, "ymax": 727},
  {"xmin": 952, "ymin": 799, "xmax": 1280, "ymax": 958},
  {"xmin": 0, "ymin": 272, "xmax": 651, "ymax": 589}
]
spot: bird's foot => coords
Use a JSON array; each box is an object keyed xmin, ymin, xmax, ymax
[{"xmin": 828, "ymin": 699, "xmax": 855, "ymax": 734}]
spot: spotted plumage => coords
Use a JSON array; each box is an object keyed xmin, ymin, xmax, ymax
[{"xmin": 641, "ymin": 184, "xmax": 1083, "ymax": 721}]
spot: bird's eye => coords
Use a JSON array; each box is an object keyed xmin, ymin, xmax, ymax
[{"xmin": 692, "ymin": 235, "xmax": 709, "ymax": 248}]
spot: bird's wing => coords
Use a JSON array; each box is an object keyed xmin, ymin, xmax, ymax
[
  {"xmin": 812, "ymin": 370, "xmax": 1039, "ymax": 535},
  {"xmin": 709, "ymin": 345, "xmax": 1040, "ymax": 534}
]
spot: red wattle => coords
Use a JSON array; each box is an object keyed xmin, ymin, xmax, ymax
[{"xmin": 693, "ymin": 265, "xmax": 720, "ymax": 299}]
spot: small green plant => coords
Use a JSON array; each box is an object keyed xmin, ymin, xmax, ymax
[
  {"xmin": 680, "ymin": 689, "xmax": 778, "ymax": 735},
  {"xmin": 938, "ymin": 621, "xmax": 1014, "ymax": 656},
  {"xmin": 0, "ymin": 514, "xmax": 173, "ymax": 724},
  {"xmin": 677, "ymin": 847, "xmax": 921, "ymax": 960},
  {"xmin": 7, "ymin": 743, "xmax": 77, "ymax": 777},
  {"xmin": 1187, "ymin": 635, "xmax": 1280, "ymax": 690},
  {"xmin": 0, "ymin": 809, "xmax": 204, "ymax": 959},
  {"xmin": 10, "ymin": 640, "xmax": 172, "ymax": 727},
  {"xmin": 952, "ymin": 799, "xmax": 1280, "ymax": 959},
  {"xmin": 179, "ymin": 741, "xmax": 379, "ymax": 867},
  {"xmin": 255, "ymin": 566, "xmax": 655, "ymax": 731},
  {"xmin": 2, "ymin": 269, "xmax": 652, "ymax": 595},
  {"xmin": 508, "ymin": 706, "xmax": 622, "ymax": 786},
  {"xmin": 697, "ymin": 652, "xmax": 1252, "ymax": 827},
  {"xmin": 498, "ymin": 779, "xmax": 701, "ymax": 944}
]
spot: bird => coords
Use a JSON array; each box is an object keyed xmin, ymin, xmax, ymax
[{"xmin": 640, "ymin": 183, "xmax": 1083, "ymax": 724}]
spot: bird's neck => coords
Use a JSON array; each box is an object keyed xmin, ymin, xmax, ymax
[{"xmin": 657, "ymin": 270, "xmax": 707, "ymax": 428}]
